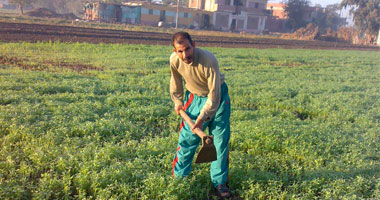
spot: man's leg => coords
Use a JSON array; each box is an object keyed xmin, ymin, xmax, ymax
[
  {"xmin": 209, "ymin": 83, "xmax": 231, "ymax": 187},
  {"xmin": 173, "ymin": 93, "xmax": 201, "ymax": 177},
  {"xmin": 172, "ymin": 124, "xmax": 201, "ymax": 177}
]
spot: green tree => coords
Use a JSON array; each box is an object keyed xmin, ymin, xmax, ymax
[
  {"xmin": 9, "ymin": 0, "xmax": 36, "ymax": 15},
  {"xmin": 284, "ymin": 0, "xmax": 311, "ymax": 31},
  {"xmin": 340, "ymin": 0, "xmax": 380, "ymax": 35}
]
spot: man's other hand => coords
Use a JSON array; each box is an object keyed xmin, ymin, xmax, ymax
[{"xmin": 174, "ymin": 104, "xmax": 184, "ymax": 115}]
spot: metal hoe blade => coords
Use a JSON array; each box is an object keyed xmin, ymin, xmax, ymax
[
  {"xmin": 178, "ymin": 110, "xmax": 217, "ymax": 164},
  {"xmin": 195, "ymin": 136, "xmax": 217, "ymax": 163}
]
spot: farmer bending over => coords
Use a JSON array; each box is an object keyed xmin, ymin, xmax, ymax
[{"xmin": 170, "ymin": 32, "xmax": 231, "ymax": 198}]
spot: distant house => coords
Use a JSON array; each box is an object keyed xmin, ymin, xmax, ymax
[
  {"xmin": 267, "ymin": 3, "xmax": 286, "ymax": 19},
  {"xmin": 266, "ymin": 3, "xmax": 287, "ymax": 33},
  {"xmin": 0, "ymin": 0, "xmax": 17, "ymax": 9},
  {"xmin": 0, "ymin": 0, "xmax": 7, "ymax": 7},
  {"xmin": 189, "ymin": 0, "xmax": 268, "ymax": 34},
  {"xmin": 134, "ymin": 2, "xmax": 213, "ymax": 29},
  {"xmin": 83, "ymin": 2, "xmax": 141, "ymax": 24},
  {"xmin": 83, "ymin": 1, "xmax": 213, "ymax": 29}
]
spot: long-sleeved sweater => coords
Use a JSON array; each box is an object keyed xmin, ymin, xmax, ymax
[{"xmin": 170, "ymin": 47, "xmax": 225, "ymax": 122}]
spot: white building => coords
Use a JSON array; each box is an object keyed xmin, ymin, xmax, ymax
[{"xmin": 189, "ymin": 0, "xmax": 268, "ymax": 34}]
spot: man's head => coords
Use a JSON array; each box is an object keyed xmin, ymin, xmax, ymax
[{"xmin": 172, "ymin": 32, "xmax": 196, "ymax": 64}]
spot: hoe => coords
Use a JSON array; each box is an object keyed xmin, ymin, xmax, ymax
[{"xmin": 179, "ymin": 110, "xmax": 217, "ymax": 163}]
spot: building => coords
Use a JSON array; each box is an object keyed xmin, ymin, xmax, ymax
[
  {"xmin": 266, "ymin": 2, "xmax": 286, "ymax": 32},
  {"xmin": 83, "ymin": 2, "xmax": 141, "ymax": 24},
  {"xmin": 0, "ymin": 0, "xmax": 17, "ymax": 9},
  {"xmin": 266, "ymin": 3, "xmax": 286, "ymax": 19},
  {"xmin": 83, "ymin": 1, "xmax": 213, "ymax": 29},
  {"xmin": 135, "ymin": 2, "xmax": 213, "ymax": 28},
  {"xmin": 0, "ymin": 0, "xmax": 7, "ymax": 7},
  {"xmin": 189, "ymin": 0, "xmax": 268, "ymax": 34}
]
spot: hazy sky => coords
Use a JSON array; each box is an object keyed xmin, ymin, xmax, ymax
[{"xmin": 268, "ymin": 0, "xmax": 342, "ymax": 7}]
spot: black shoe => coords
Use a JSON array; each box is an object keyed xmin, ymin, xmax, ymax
[{"xmin": 215, "ymin": 184, "xmax": 231, "ymax": 198}]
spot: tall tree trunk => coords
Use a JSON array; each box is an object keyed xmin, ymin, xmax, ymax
[{"xmin": 19, "ymin": 3, "xmax": 24, "ymax": 15}]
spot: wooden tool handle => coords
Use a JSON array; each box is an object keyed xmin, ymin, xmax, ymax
[{"xmin": 179, "ymin": 109, "xmax": 207, "ymax": 139}]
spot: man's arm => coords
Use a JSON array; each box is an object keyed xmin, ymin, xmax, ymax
[
  {"xmin": 193, "ymin": 58, "xmax": 221, "ymax": 130},
  {"xmin": 170, "ymin": 62, "xmax": 184, "ymax": 114}
]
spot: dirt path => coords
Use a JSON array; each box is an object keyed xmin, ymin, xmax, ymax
[{"xmin": 0, "ymin": 21, "xmax": 379, "ymax": 51}]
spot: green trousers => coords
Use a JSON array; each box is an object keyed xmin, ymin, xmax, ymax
[{"xmin": 172, "ymin": 82, "xmax": 231, "ymax": 187}]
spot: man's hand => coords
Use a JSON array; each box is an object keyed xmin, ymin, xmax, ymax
[
  {"xmin": 192, "ymin": 118, "xmax": 203, "ymax": 132},
  {"xmin": 174, "ymin": 104, "xmax": 184, "ymax": 115}
]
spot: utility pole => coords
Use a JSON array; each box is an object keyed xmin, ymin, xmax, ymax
[{"xmin": 176, "ymin": 0, "xmax": 179, "ymax": 28}]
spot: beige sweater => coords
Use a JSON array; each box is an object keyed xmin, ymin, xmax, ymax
[{"xmin": 170, "ymin": 48, "xmax": 225, "ymax": 122}]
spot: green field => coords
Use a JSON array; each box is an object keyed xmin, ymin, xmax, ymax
[{"xmin": 0, "ymin": 41, "xmax": 379, "ymax": 199}]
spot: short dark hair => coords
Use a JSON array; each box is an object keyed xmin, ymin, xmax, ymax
[{"xmin": 172, "ymin": 32, "xmax": 193, "ymax": 47}]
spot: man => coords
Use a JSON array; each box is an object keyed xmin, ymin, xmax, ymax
[{"xmin": 170, "ymin": 32, "xmax": 231, "ymax": 198}]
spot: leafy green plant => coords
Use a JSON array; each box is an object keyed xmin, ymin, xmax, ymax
[{"xmin": 0, "ymin": 41, "xmax": 379, "ymax": 199}]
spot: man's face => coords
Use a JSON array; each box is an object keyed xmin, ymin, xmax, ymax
[{"xmin": 173, "ymin": 39, "xmax": 195, "ymax": 64}]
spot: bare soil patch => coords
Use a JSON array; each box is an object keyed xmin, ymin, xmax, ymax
[{"xmin": 0, "ymin": 55, "xmax": 103, "ymax": 72}]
